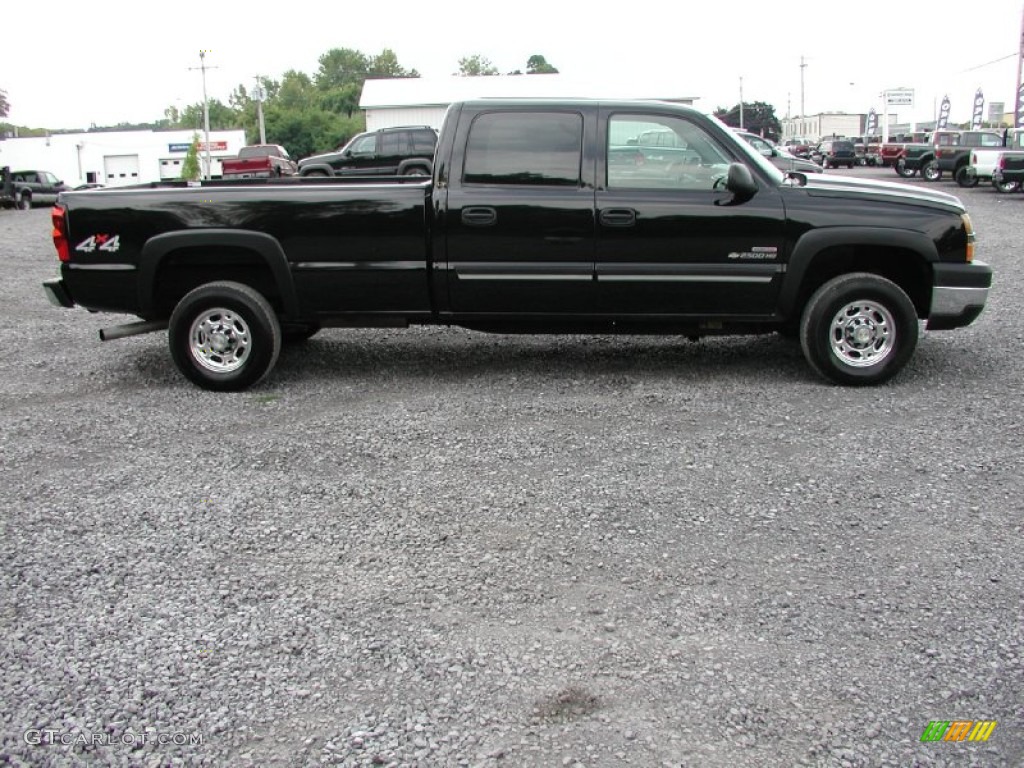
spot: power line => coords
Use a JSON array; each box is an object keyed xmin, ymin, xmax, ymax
[{"xmin": 960, "ymin": 53, "xmax": 1016, "ymax": 73}]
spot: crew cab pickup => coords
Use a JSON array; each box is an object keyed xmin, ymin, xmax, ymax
[
  {"xmin": 1, "ymin": 168, "xmax": 69, "ymax": 209},
  {"xmin": 42, "ymin": 99, "xmax": 993, "ymax": 391},
  {"xmin": 221, "ymin": 145, "xmax": 297, "ymax": 179}
]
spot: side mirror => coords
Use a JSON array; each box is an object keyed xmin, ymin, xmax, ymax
[{"xmin": 716, "ymin": 163, "xmax": 757, "ymax": 206}]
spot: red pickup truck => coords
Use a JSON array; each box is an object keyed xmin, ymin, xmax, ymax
[{"xmin": 221, "ymin": 145, "xmax": 297, "ymax": 179}]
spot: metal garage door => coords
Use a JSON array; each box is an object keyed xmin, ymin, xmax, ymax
[{"xmin": 103, "ymin": 155, "xmax": 140, "ymax": 187}]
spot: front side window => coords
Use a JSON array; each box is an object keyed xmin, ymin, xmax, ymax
[
  {"xmin": 463, "ymin": 112, "xmax": 583, "ymax": 186},
  {"xmin": 608, "ymin": 114, "xmax": 731, "ymax": 190},
  {"xmin": 350, "ymin": 134, "xmax": 377, "ymax": 154}
]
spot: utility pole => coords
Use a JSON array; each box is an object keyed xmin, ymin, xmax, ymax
[
  {"xmin": 799, "ymin": 55, "xmax": 807, "ymax": 119},
  {"xmin": 739, "ymin": 77, "xmax": 744, "ymax": 130},
  {"xmin": 189, "ymin": 51, "xmax": 218, "ymax": 180},
  {"xmin": 253, "ymin": 76, "xmax": 267, "ymax": 145},
  {"xmin": 1016, "ymin": 2, "xmax": 1024, "ymax": 128}
]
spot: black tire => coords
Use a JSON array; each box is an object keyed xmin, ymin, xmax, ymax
[
  {"xmin": 303, "ymin": 170, "xmax": 329, "ymax": 178},
  {"xmin": 799, "ymin": 273, "xmax": 918, "ymax": 386},
  {"xmin": 169, "ymin": 281, "xmax": 281, "ymax": 391},
  {"xmin": 955, "ymin": 166, "xmax": 978, "ymax": 188},
  {"xmin": 993, "ymin": 179, "xmax": 1020, "ymax": 193},
  {"xmin": 403, "ymin": 166, "xmax": 430, "ymax": 177},
  {"xmin": 894, "ymin": 159, "xmax": 916, "ymax": 178},
  {"xmin": 920, "ymin": 160, "xmax": 941, "ymax": 182},
  {"xmin": 16, "ymin": 193, "xmax": 31, "ymax": 210}
]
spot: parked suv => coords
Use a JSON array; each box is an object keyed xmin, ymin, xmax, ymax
[
  {"xmin": 298, "ymin": 126, "xmax": 437, "ymax": 177},
  {"xmin": 814, "ymin": 140, "xmax": 857, "ymax": 169}
]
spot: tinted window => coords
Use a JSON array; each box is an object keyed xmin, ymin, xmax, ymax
[
  {"xmin": 608, "ymin": 114, "xmax": 731, "ymax": 191},
  {"xmin": 410, "ymin": 130, "xmax": 437, "ymax": 153},
  {"xmin": 350, "ymin": 134, "xmax": 377, "ymax": 154},
  {"xmin": 464, "ymin": 112, "xmax": 583, "ymax": 186},
  {"xmin": 381, "ymin": 131, "xmax": 405, "ymax": 154}
]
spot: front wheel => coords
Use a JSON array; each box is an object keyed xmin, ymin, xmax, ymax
[
  {"xmin": 955, "ymin": 166, "xmax": 978, "ymax": 188},
  {"xmin": 894, "ymin": 159, "xmax": 916, "ymax": 178},
  {"xmin": 920, "ymin": 160, "xmax": 941, "ymax": 182},
  {"xmin": 169, "ymin": 281, "xmax": 281, "ymax": 391},
  {"xmin": 800, "ymin": 273, "xmax": 919, "ymax": 386}
]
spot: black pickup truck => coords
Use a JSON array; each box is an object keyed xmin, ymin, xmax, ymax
[
  {"xmin": 43, "ymin": 99, "xmax": 992, "ymax": 390},
  {"xmin": 992, "ymin": 151, "xmax": 1024, "ymax": 191}
]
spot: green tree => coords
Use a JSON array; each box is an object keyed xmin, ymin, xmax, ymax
[
  {"xmin": 526, "ymin": 55, "xmax": 558, "ymax": 74},
  {"xmin": 315, "ymin": 48, "xmax": 370, "ymax": 90},
  {"xmin": 169, "ymin": 99, "xmax": 241, "ymax": 131},
  {"xmin": 180, "ymin": 134, "xmax": 201, "ymax": 181},
  {"xmin": 368, "ymin": 49, "xmax": 419, "ymax": 79},
  {"xmin": 457, "ymin": 55, "xmax": 498, "ymax": 76},
  {"xmin": 714, "ymin": 102, "xmax": 781, "ymax": 139},
  {"xmin": 0, "ymin": 88, "xmax": 9, "ymax": 118}
]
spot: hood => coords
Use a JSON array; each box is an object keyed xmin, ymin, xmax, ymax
[{"xmin": 798, "ymin": 173, "xmax": 965, "ymax": 213}]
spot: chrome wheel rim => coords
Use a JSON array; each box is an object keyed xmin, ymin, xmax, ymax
[
  {"xmin": 189, "ymin": 308, "xmax": 250, "ymax": 373},
  {"xmin": 829, "ymin": 300, "xmax": 895, "ymax": 368}
]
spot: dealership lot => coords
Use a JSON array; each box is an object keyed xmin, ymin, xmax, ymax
[{"xmin": 1, "ymin": 170, "xmax": 1021, "ymax": 766}]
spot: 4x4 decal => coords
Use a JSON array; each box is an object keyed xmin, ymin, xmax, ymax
[{"xmin": 75, "ymin": 234, "xmax": 120, "ymax": 253}]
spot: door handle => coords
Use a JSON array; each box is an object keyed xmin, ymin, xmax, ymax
[
  {"xmin": 461, "ymin": 207, "xmax": 497, "ymax": 226},
  {"xmin": 600, "ymin": 208, "xmax": 636, "ymax": 227}
]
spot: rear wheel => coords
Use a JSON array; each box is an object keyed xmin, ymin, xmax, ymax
[
  {"xmin": 403, "ymin": 166, "xmax": 430, "ymax": 177},
  {"xmin": 169, "ymin": 281, "xmax": 281, "ymax": 391},
  {"xmin": 994, "ymin": 179, "xmax": 1020, "ymax": 193},
  {"xmin": 303, "ymin": 170, "xmax": 329, "ymax": 178},
  {"xmin": 800, "ymin": 273, "xmax": 918, "ymax": 386},
  {"xmin": 894, "ymin": 159, "xmax": 916, "ymax": 178},
  {"xmin": 16, "ymin": 193, "xmax": 30, "ymax": 210}
]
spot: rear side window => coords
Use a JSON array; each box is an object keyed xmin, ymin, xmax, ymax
[
  {"xmin": 463, "ymin": 112, "xmax": 583, "ymax": 186},
  {"xmin": 410, "ymin": 130, "xmax": 437, "ymax": 153}
]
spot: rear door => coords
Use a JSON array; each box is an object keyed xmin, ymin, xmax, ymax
[
  {"xmin": 441, "ymin": 106, "xmax": 597, "ymax": 314},
  {"xmin": 595, "ymin": 108, "xmax": 786, "ymax": 317}
]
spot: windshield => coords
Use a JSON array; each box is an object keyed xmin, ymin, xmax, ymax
[{"xmin": 709, "ymin": 116, "xmax": 785, "ymax": 183}]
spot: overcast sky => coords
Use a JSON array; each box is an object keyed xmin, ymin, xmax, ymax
[{"xmin": 7, "ymin": 0, "xmax": 1023, "ymax": 130}]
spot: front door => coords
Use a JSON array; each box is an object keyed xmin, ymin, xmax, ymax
[
  {"xmin": 596, "ymin": 110, "xmax": 786, "ymax": 318},
  {"xmin": 443, "ymin": 108, "xmax": 597, "ymax": 314}
]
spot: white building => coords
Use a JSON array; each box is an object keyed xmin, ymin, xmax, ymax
[
  {"xmin": 360, "ymin": 74, "xmax": 698, "ymax": 131},
  {"xmin": 0, "ymin": 128, "xmax": 247, "ymax": 187},
  {"xmin": 781, "ymin": 113, "xmax": 871, "ymax": 142}
]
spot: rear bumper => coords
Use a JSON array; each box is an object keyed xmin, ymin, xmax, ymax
[
  {"xmin": 43, "ymin": 278, "xmax": 74, "ymax": 308},
  {"xmin": 926, "ymin": 261, "xmax": 992, "ymax": 331}
]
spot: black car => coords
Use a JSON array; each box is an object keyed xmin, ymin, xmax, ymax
[
  {"xmin": 736, "ymin": 131, "xmax": 823, "ymax": 174},
  {"xmin": 814, "ymin": 140, "xmax": 857, "ymax": 169},
  {"xmin": 298, "ymin": 126, "xmax": 437, "ymax": 177}
]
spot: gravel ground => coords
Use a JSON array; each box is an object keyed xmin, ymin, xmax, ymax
[{"xmin": 0, "ymin": 169, "xmax": 1021, "ymax": 768}]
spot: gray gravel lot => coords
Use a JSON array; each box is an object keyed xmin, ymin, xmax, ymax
[{"xmin": 0, "ymin": 169, "xmax": 1021, "ymax": 767}]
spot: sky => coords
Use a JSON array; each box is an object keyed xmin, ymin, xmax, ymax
[{"xmin": 6, "ymin": 0, "xmax": 1023, "ymax": 131}]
